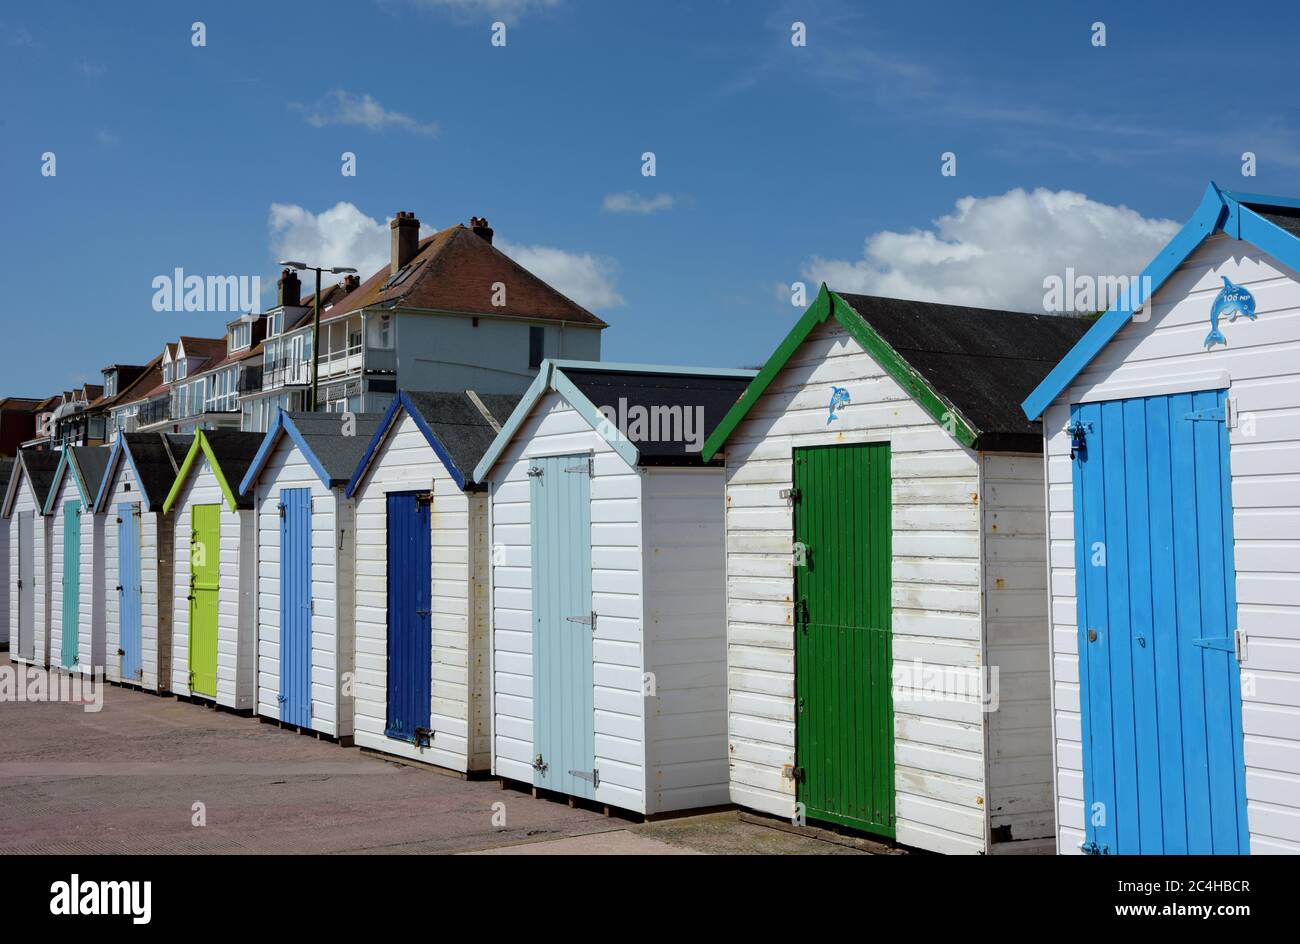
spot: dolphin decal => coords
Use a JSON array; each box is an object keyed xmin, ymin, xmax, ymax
[
  {"xmin": 826, "ymin": 386, "xmax": 850, "ymax": 424},
  {"xmin": 1205, "ymin": 276, "xmax": 1256, "ymax": 348}
]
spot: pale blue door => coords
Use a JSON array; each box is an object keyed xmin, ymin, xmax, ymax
[
  {"xmin": 62, "ymin": 500, "xmax": 81, "ymax": 668},
  {"xmin": 118, "ymin": 503, "xmax": 143, "ymax": 681},
  {"xmin": 279, "ymin": 488, "xmax": 312, "ymax": 727},
  {"xmin": 530, "ymin": 454, "xmax": 595, "ymax": 799},
  {"xmin": 1072, "ymin": 390, "xmax": 1249, "ymax": 854}
]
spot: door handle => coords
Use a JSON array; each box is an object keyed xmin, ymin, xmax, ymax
[{"xmin": 116, "ymin": 585, "xmax": 123, "ymax": 592}]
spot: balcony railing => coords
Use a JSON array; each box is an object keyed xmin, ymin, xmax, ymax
[
  {"xmin": 135, "ymin": 398, "xmax": 172, "ymax": 427},
  {"xmin": 237, "ymin": 363, "xmax": 264, "ymax": 394}
]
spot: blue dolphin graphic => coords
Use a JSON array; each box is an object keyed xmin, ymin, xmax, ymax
[
  {"xmin": 826, "ymin": 386, "xmax": 850, "ymax": 425},
  {"xmin": 1205, "ymin": 276, "xmax": 1256, "ymax": 348}
]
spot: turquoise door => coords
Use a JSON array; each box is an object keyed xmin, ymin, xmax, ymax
[
  {"xmin": 1072, "ymin": 390, "xmax": 1249, "ymax": 854},
  {"xmin": 529, "ymin": 454, "xmax": 595, "ymax": 798},
  {"xmin": 118, "ymin": 503, "xmax": 143, "ymax": 680},
  {"xmin": 62, "ymin": 500, "xmax": 81, "ymax": 668}
]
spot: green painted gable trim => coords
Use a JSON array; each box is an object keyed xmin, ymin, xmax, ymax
[
  {"xmin": 162, "ymin": 430, "xmax": 241, "ymax": 514},
  {"xmin": 701, "ymin": 285, "xmax": 978, "ymax": 460}
]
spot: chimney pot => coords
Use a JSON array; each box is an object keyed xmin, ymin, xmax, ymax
[
  {"xmin": 471, "ymin": 216, "xmax": 494, "ymax": 245},
  {"xmin": 390, "ymin": 211, "xmax": 421, "ymax": 274},
  {"xmin": 277, "ymin": 268, "xmax": 302, "ymax": 308},
  {"xmin": 342, "ymin": 274, "xmax": 361, "ymax": 293}
]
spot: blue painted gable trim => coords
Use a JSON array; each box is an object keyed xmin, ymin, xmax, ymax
[
  {"xmin": 42, "ymin": 449, "xmax": 90, "ymax": 515},
  {"xmin": 1021, "ymin": 183, "xmax": 1230, "ymax": 420},
  {"xmin": 343, "ymin": 391, "xmax": 469, "ymax": 498},
  {"xmin": 239, "ymin": 409, "xmax": 333, "ymax": 496}
]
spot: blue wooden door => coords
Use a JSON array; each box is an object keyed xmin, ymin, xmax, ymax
[
  {"xmin": 118, "ymin": 503, "xmax": 143, "ymax": 681},
  {"xmin": 530, "ymin": 454, "xmax": 595, "ymax": 798},
  {"xmin": 386, "ymin": 492, "xmax": 431, "ymax": 743},
  {"xmin": 1072, "ymin": 390, "xmax": 1249, "ymax": 854},
  {"xmin": 280, "ymin": 488, "xmax": 313, "ymax": 727},
  {"xmin": 62, "ymin": 500, "xmax": 81, "ymax": 668}
]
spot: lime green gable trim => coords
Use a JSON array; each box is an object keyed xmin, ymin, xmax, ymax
[
  {"xmin": 700, "ymin": 286, "xmax": 978, "ymax": 460},
  {"xmin": 162, "ymin": 430, "xmax": 241, "ymax": 514},
  {"xmin": 701, "ymin": 284, "xmax": 835, "ymax": 461}
]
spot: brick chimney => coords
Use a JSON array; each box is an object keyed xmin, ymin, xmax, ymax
[
  {"xmin": 277, "ymin": 268, "xmax": 301, "ymax": 307},
  {"xmin": 470, "ymin": 216, "xmax": 494, "ymax": 245},
  {"xmin": 390, "ymin": 211, "xmax": 420, "ymax": 275},
  {"xmin": 342, "ymin": 274, "xmax": 361, "ymax": 293}
]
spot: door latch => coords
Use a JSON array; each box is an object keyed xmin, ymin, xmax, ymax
[
  {"xmin": 527, "ymin": 466, "xmax": 544, "ymax": 478},
  {"xmin": 413, "ymin": 727, "xmax": 433, "ymax": 749},
  {"xmin": 532, "ymin": 753, "xmax": 548, "ymax": 774},
  {"xmin": 1087, "ymin": 628, "xmax": 1098, "ymax": 642}
]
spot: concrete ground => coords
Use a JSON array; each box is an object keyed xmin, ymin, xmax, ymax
[{"xmin": 0, "ymin": 654, "xmax": 866, "ymax": 855}]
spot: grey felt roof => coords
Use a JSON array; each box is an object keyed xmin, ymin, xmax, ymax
[
  {"xmin": 1246, "ymin": 203, "xmax": 1300, "ymax": 238},
  {"xmin": 18, "ymin": 449, "xmax": 60, "ymax": 508},
  {"xmin": 562, "ymin": 367, "xmax": 755, "ymax": 465},
  {"xmin": 282, "ymin": 412, "xmax": 387, "ymax": 484},
  {"xmin": 116, "ymin": 433, "xmax": 192, "ymax": 509},
  {"xmin": 836, "ymin": 293, "xmax": 1093, "ymax": 452},
  {"xmin": 404, "ymin": 391, "xmax": 522, "ymax": 486},
  {"xmin": 70, "ymin": 446, "xmax": 111, "ymax": 502},
  {"xmin": 198, "ymin": 429, "xmax": 264, "ymax": 509}
]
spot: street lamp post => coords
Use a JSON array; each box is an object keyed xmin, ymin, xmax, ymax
[{"xmin": 277, "ymin": 261, "xmax": 358, "ymax": 412}]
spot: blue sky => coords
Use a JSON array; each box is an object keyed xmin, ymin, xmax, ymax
[{"xmin": 3, "ymin": 0, "xmax": 1300, "ymax": 395}]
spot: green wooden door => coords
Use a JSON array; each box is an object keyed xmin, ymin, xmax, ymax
[
  {"xmin": 189, "ymin": 504, "xmax": 220, "ymax": 697},
  {"xmin": 61, "ymin": 500, "xmax": 82, "ymax": 669},
  {"xmin": 793, "ymin": 443, "xmax": 895, "ymax": 836}
]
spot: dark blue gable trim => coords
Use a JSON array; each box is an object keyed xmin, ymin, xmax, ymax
[{"xmin": 343, "ymin": 391, "xmax": 468, "ymax": 499}]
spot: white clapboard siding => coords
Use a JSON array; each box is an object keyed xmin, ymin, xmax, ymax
[
  {"xmin": 641, "ymin": 467, "xmax": 731, "ymax": 815},
  {"xmin": 253, "ymin": 436, "xmax": 354, "ymax": 738},
  {"xmin": 47, "ymin": 473, "xmax": 101, "ymax": 676},
  {"xmin": 725, "ymin": 319, "xmax": 986, "ymax": 852},
  {"xmin": 351, "ymin": 412, "xmax": 486, "ymax": 772},
  {"xmin": 101, "ymin": 456, "xmax": 172, "ymax": 692},
  {"xmin": 7, "ymin": 475, "xmax": 46, "ymax": 667},
  {"xmin": 171, "ymin": 456, "xmax": 254, "ymax": 709},
  {"xmin": 489, "ymin": 392, "xmax": 648, "ymax": 812},
  {"xmin": 982, "ymin": 452, "xmax": 1055, "ymax": 850},
  {"xmin": 1044, "ymin": 233, "xmax": 1300, "ymax": 854},
  {"xmin": 0, "ymin": 516, "xmax": 8, "ymax": 649}
]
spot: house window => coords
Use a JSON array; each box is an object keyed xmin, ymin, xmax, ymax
[
  {"xmin": 230, "ymin": 323, "xmax": 251, "ymax": 352},
  {"xmin": 176, "ymin": 358, "xmax": 188, "ymax": 380},
  {"xmin": 367, "ymin": 313, "xmax": 393, "ymax": 349},
  {"xmin": 163, "ymin": 362, "xmax": 172, "ymax": 384},
  {"xmin": 529, "ymin": 326, "xmax": 545, "ymax": 370},
  {"xmin": 104, "ymin": 373, "xmax": 117, "ymax": 398},
  {"xmin": 268, "ymin": 312, "xmax": 283, "ymax": 337}
]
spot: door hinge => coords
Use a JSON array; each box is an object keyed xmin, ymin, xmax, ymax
[
  {"xmin": 566, "ymin": 611, "xmax": 596, "ymax": 630},
  {"xmin": 1193, "ymin": 635, "xmax": 1235, "ymax": 653},
  {"xmin": 278, "ymin": 503, "xmax": 285, "ymax": 518},
  {"xmin": 310, "ymin": 599, "xmax": 315, "ymax": 615},
  {"xmin": 1185, "ymin": 406, "xmax": 1227, "ymax": 423},
  {"xmin": 564, "ymin": 457, "xmax": 593, "ymax": 476},
  {"xmin": 569, "ymin": 767, "xmax": 600, "ymax": 787},
  {"xmin": 1236, "ymin": 628, "xmax": 1248, "ymax": 662},
  {"xmin": 415, "ymin": 491, "xmax": 434, "ymax": 506},
  {"xmin": 794, "ymin": 598, "xmax": 809, "ymax": 628},
  {"xmin": 532, "ymin": 753, "xmax": 548, "ymax": 774},
  {"xmin": 779, "ymin": 487, "xmax": 800, "ymax": 501}
]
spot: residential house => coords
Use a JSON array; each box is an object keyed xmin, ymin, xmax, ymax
[{"xmin": 0, "ymin": 398, "xmax": 45, "ymax": 457}]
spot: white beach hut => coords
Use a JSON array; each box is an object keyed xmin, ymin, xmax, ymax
[
  {"xmin": 4, "ymin": 449, "xmax": 60, "ymax": 668},
  {"xmin": 93, "ymin": 432, "xmax": 191, "ymax": 690},
  {"xmin": 343, "ymin": 390, "xmax": 520, "ymax": 772},
  {"xmin": 162, "ymin": 429, "xmax": 262, "ymax": 711},
  {"xmin": 700, "ymin": 287, "xmax": 1088, "ymax": 853},
  {"xmin": 1021, "ymin": 183, "xmax": 1300, "ymax": 854},
  {"xmin": 238, "ymin": 410, "xmax": 384, "ymax": 739},
  {"xmin": 44, "ymin": 446, "xmax": 111, "ymax": 676},
  {"xmin": 472, "ymin": 360, "xmax": 756, "ymax": 815},
  {"xmin": 0, "ymin": 458, "xmax": 12, "ymax": 652}
]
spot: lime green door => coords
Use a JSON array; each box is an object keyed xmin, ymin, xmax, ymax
[
  {"xmin": 793, "ymin": 443, "xmax": 895, "ymax": 837},
  {"xmin": 189, "ymin": 504, "xmax": 220, "ymax": 697}
]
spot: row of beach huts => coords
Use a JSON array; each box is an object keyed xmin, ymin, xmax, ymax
[{"xmin": 3, "ymin": 183, "xmax": 1298, "ymax": 855}]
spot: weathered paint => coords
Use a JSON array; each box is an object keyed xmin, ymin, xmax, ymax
[
  {"xmin": 793, "ymin": 443, "xmax": 894, "ymax": 836},
  {"xmin": 530, "ymin": 453, "xmax": 596, "ymax": 799},
  {"xmin": 385, "ymin": 491, "xmax": 432, "ymax": 743},
  {"xmin": 719, "ymin": 317, "xmax": 1055, "ymax": 854},
  {"xmin": 279, "ymin": 487, "xmax": 312, "ymax": 727},
  {"xmin": 1042, "ymin": 234, "xmax": 1300, "ymax": 853},
  {"xmin": 189, "ymin": 503, "xmax": 220, "ymax": 697}
]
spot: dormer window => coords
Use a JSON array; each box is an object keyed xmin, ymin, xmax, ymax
[
  {"xmin": 176, "ymin": 358, "xmax": 188, "ymax": 380},
  {"xmin": 267, "ymin": 312, "xmax": 283, "ymax": 338},
  {"xmin": 163, "ymin": 362, "xmax": 172, "ymax": 384},
  {"xmin": 104, "ymin": 372, "xmax": 117, "ymax": 398},
  {"xmin": 230, "ymin": 322, "xmax": 251, "ymax": 352}
]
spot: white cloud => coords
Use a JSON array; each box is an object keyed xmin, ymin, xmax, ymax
[
  {"xmin": 804, "ymin": 188, "xmax": 1181, "ymax": 314},
  {"xmin": 497, "ymin": 239, "xmax": 624, "ymax": 311},
  {"xmin": 602, "ymin": 192, "xmax": 676, "ymax": 215},
  {"xmin": 291, "ymin": 90, "xmax": 438, "ymax": 136},
  {"xmin": 268, "ymin": 202, "xmax": 622, "ymax": 312},
  {"xmin": 95, "ymin": 129, "xmax": 120, "ymax": 146},
  {"xmin": 397, "ymin": 0, "xmax": 560, "ymax": 21}
]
